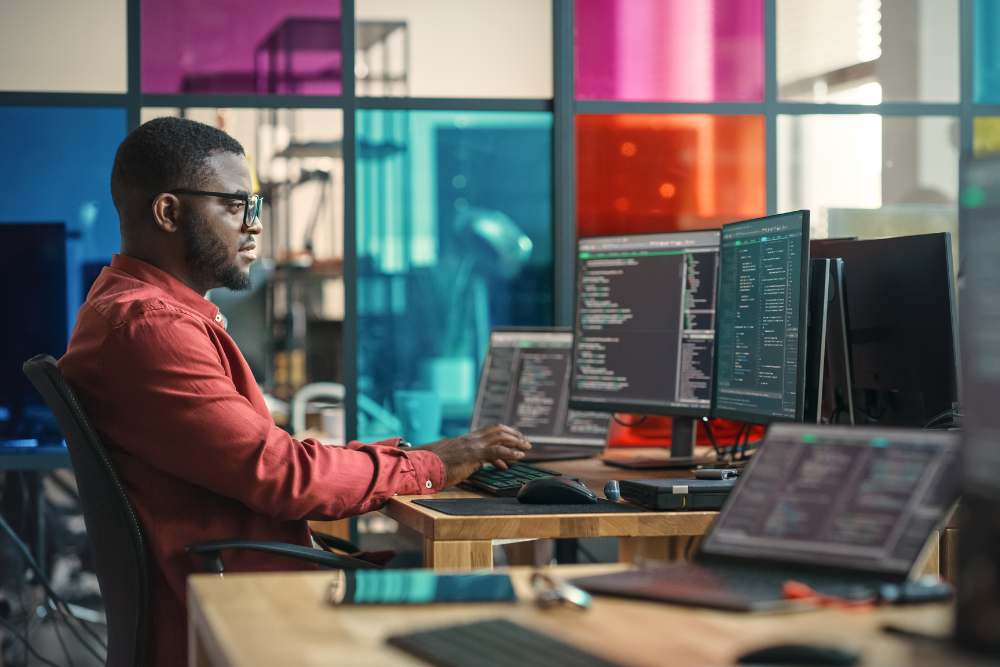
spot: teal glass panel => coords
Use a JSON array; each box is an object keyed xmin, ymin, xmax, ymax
[
  {"xmin": 976, "ymin": 0, "xmax": 1000, "ymax": 103},
  {"xmin": 356, "ymin": 110, "xmax": 553, "ymax": 442}
]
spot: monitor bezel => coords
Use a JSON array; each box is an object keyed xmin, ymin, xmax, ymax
[
  {"xmin": 710, "ymin": 210, "xmax": 811, "ymax": 425},
  {"xmin": 566, "ymin": 229, "xmax": 721, "ymax": 419}
]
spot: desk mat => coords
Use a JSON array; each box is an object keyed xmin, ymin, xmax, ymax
[{"xmin": 412, "ymin": 497, "xmax": 649, "ymax": 516}]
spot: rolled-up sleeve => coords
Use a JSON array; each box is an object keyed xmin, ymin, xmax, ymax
[{"xmin": 95, "ymin": 306, "xmax": 445, "ymax": 521}]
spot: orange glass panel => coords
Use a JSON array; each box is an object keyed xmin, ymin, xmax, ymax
[{"xmin": 576, "ymin": 114, "xmax": 765, "ymax": 238}]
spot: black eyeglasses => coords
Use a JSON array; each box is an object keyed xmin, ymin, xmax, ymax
[{"xmin": 162, "ymin": 189, "xmax": 263, "ymax": 227}]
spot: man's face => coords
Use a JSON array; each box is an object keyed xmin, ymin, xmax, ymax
[{"xmin": 183, "ymin": 151, "xmax": 260, "ymax": 292}]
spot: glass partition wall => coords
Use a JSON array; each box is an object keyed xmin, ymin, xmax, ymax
[{"xmin": 0, "ymin": 0, "xmax": 987, "ymax": 442}]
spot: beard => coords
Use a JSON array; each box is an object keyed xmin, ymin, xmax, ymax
[{"xmin": 184, "ymin": 210, "xmax": 252, "ymax": 292}]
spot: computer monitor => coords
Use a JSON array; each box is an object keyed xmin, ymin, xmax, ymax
[
  {"xmin": 712, "ymin": 211, "xmax": 810, "ymax": 424},
  {"xmin": 470, "ymin": 328, "xmax": 611, "ymax": 461},
  {"xmin": 0, "ymin": 223, "xmax": 68, "ymax": 444},
  {"xmin": 957, "ymin": 154, "xmax": 1000, "ymax": 651},
  {"xmin": 567, "ymin": 230, "xmax": 720, "ymax": 456},
  {"xmin": 811, "ymin": 232, "xmax": 959, "ymax": 427}
]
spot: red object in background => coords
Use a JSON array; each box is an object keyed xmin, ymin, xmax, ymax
[
  {"xmin": 576, "ymin": 114, "xmax": 766, "ymax": 238},
  {"xmin": 608, "ymin": 415, "xmax": 764, "ymax": 449},
  {"xmin": 577, "ymin": 114, "xmax": 767, "ymax": 452}
]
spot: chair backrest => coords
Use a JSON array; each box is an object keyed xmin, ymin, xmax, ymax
[{"xmin": 23, "ymin": 355, "xmax": 149, "ymax": 667}]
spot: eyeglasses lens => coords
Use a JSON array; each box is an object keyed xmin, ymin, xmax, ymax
[{"xmin": 246, "ymin": 195, "xmax": 262, "ymax": 225}]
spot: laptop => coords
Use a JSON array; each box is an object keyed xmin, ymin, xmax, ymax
[
  {"xmin": 470, "ymin": 328, "xmax": 611, "ymax": 461},
  {"xmin": 571, "ymin": 423, "xmax": 960, "ymax": 611}
]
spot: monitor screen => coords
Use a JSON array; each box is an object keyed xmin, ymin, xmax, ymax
[
  {"xmin": 471, "ymin": 329, "xmax": 610, "ymax": 449},
  {"xmin": 0, "ymin": 223, "xmax": 68, "ymax": 441},
  {"xmin": 713, "ymin": 211, "xmax": 810, "ymax": 423},
  {"xmin": 567, "ymin": 230, "xmax": 720, "ymax": 417},
  {"xmin": 702, "ymin": 424, "xmax": 959, "ymax": 576}
]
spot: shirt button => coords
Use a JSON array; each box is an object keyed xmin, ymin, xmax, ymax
[
  {"xmin": 425, "ymin": 480, "xmax": 433, "ymax": 489},
  {"xmin": 214, "ymin": 313, "xmax": 223, "ymax": 322}
]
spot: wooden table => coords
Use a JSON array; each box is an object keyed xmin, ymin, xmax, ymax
[
  {"xmin": 188, "ymin": 564, "xmax": 979, "ymax": 667},
  {"xmin": 382, "ymin": 449, "xmax": 718, "ymax": 570}
]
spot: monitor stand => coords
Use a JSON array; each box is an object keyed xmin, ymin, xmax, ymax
[
  {"xmin": 602, "ymin": 415, "xmax": 715, "ymax": 470},
  {"xmin": 669, "ymin": 416, "xmax": 696, "ymax": 459}
]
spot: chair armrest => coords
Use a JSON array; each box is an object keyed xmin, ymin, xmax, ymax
[
  {"xmin": 185, "ymin": 539, "xmax": 382, "ymax": 574},
  {"xmin": 313, "ymin": 532, "xmax": 360, "ymax": 554}
]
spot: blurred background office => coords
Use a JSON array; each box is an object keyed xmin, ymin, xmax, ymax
[
  {"xmin": 2, "ymin": 0, "xmax": 986, "ymax": 443},
  {"xmin": 0, "ymin": 0, "xmax": 995, "ymax": 662}
]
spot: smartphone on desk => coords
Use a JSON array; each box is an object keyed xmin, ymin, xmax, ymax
[{"xmin": 327, "ymin": 570, "xmax": 517, "ymax": 605}]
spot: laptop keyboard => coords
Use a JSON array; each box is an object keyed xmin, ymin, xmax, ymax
[
  {"xmin": 572, "ymin": 561, "xmax": 885, "ymax": 611},
  {"xmin": 462, "ymin": 463, "xmax": 579, "ymax": 497}
]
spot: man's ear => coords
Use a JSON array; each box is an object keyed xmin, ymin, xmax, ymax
[{"xmin": 150, "ymin": 193, "xmax": 182, "ymax": 233}]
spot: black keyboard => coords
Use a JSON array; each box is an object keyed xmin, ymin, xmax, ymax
[
  {"xmin": 387, "ymin": 618, "xmax": 625, "ymax": 667},
  {"xmin": 462, "ymin": 462, "xmax": 579, "ymax": 497}
]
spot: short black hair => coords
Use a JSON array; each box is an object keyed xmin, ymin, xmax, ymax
[{"xmin": 110, "ymin": 116, "xmax": 245, "ymax": 235}]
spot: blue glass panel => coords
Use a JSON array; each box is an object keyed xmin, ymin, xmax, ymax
[
  {"xmin": 356, "ymin": 110, "xmax": 553, "ymax": 442},
  {"xmin": 0, "ymin": 107, "xmax": 127, "ymax": 339},
  {"xmin": 976, "ymin": 0, "xmax": 1000, "ymax": 103}
]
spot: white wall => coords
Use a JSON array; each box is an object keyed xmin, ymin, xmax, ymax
[
  {"xmin": 356, "ymin": 0, "xmax": 552, "ymax": 98},
  {"xmin": 0, "ymin": 0, "xmax": 127, "ymax": 92}
]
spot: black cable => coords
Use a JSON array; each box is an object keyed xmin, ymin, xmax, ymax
[
  {"xmin": 924, "ymin": 408, "xmax": 963, "ymax": 430},
  {"xmin": 576, "ymin": 543, "xmax": 600, "ymax": 564},
  {"xmin": 0, "ymin": 614, "xmax": 62, "ymax": 667},
  {"xmin": 733, "ymin": 424, "xmax": 747, "ymax": 448},
  {"xmin": 702, "ymin": 418, "xmax": 721, "ymax": 459},
  {"xmin": 0, "ymin": 513, "xmax": 107, "ymax": 659},
  {"xmin": 46, "ymin": 598, "xmax": 104, "ymax": 665},
  {"xmin": 924, "ymin": 406, "xmax": 960, "ymax": 426},
  {"xmin": 684, "ymin": 536, "xmax": 700, "ymax": 561},
  {"xmin": 50, "ymin": 610, "xmax": 77, "ymax": 667},
  {"xmin": 612, "ymin": 414, "xmax": 647, "ymax": 427},
  {"xmin": 738, "ymin": 425, "xmax": 755, "ymax": 460},
  {"xmin": 15, "ymin": 572, "xmax": 31, "ymax": 667}
]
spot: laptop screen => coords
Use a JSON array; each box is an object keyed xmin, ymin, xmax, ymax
[
  {"xmin": 471, "ymin": 329, "xmax": 610, "ymax": 450},
  {"xmin": 702, "ymin": 424, "xmax": 959, "ymax": 575}
]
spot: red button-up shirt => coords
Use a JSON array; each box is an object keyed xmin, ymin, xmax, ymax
[{"xmin": 59, "ymin": 254, "xmax": 444, "ymax": 666}]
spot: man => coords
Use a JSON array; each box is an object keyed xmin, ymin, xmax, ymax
[{"xmin": 59, "ymin": 117, "xmax": 530, "ymax": 665}]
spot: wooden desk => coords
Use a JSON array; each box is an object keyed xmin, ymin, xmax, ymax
[
  {"xmin": 188, "ymin": 565, "xmax": 972, "ymax": 667},
  {"xmin": 382, "ymin": 449, "xmax": 717, "ymax": 570}
]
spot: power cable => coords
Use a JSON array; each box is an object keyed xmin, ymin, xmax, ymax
[
  {"xmin": 0, "ymin": 513, "xmax": 107, "ymax": 661},
  {"xmin": 0, "ymin": 614, "xmax": 62, "ymax": 667}
]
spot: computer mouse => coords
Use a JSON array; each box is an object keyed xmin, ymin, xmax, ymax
[
  {"xmin": 736, "ymin": 643, "xmax": 859, "ymax": 666},
  {"xmin": 516, "ymin": 476, "xmax": 598, "ymax": 504}
]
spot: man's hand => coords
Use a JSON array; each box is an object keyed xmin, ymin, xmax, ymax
[{"xmin": 411, "ymin": 424, "xmax": 531, "ymax": 489}]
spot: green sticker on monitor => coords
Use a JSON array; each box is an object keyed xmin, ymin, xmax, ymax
[{"xmin": 800, "ymin": 434, "xmax": 818, "ymax": 444}]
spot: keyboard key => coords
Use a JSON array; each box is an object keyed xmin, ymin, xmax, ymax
[{"xmin": 387, "ymin": 618, "xmax": 625, "ymax": 667}]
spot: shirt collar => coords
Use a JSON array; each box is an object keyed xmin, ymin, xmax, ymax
[{"xmin": 110, "ymin": 254, "xmax": 222, "ymax": 324}]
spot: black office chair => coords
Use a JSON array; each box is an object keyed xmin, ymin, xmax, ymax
[{"xmin": 23, "ymin": 354, "xmax": 378, "ymax": 667}]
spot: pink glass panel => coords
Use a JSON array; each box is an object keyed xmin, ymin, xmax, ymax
[
  {"xmin": 575, "ymin": 0, "xmax": 764, "ymax": 102},
  {"xmin": 142, "ymin": 0, "xmax": 342, "ymax": 94}
]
